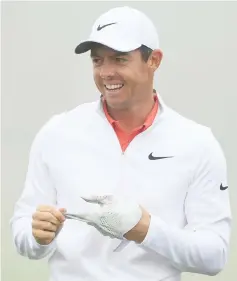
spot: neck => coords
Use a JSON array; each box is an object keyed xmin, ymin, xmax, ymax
[{"xmin": 106, "ymin": 92, "xmax": 156, "ymax": 132}]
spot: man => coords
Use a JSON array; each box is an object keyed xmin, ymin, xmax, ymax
[{"xmin": 10, "ymin": 6, "xmax": 231, "ymax": 281}]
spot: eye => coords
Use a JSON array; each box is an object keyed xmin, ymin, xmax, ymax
[
  {"xmin": 115, "ymin": 57, "xmax": 127, "ymax": 63},
  {"xmin": 92, "ymin": 57, "xmax": 102, "ymax": 65}
]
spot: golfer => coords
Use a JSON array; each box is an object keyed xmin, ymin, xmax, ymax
[{"xmin": 10, "ymin": 6, "xmax": 231, "ymax": 281}]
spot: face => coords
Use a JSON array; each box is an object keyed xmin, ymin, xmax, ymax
[{"xmin": 90, "ymin": 44, "xmax": 162, "ymax": 110}]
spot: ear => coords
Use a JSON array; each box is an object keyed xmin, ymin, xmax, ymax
[{"xmin": 148, "ymin": 49, "xmax": 163, "ymax": 72}]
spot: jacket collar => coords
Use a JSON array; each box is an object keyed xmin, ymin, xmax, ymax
[{"xmin": 95, "ymin": 91, "xmax": 168, "ymax": 125}]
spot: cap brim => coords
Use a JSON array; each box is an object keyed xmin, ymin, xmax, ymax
[
  {"xmin": 75, "ymin": 41, "xmax": 96, "ymax": 54},
  {"xmin": 75, "ymin": 38, "xmax": 141, "ymax": 54}
]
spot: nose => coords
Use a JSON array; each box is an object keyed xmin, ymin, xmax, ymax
[{"xmin": 99, "ymin": 61, "xmax": 115, "ymax": 79}]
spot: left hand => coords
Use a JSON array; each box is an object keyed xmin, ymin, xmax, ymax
[{"xmin": 67, "ymin": 195, "xmax": 150, "ymax": 241}]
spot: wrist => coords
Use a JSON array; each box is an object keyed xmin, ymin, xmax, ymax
[
  {"xmin": 134, "ymin": 213, "xmax": 151, "ymax": 243},
  {"xmin": 124, "ymin": 211, "xmax": 151, "ymax": 243}
]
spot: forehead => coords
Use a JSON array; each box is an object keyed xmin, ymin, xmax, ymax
[{"xmin": 90, "ymin": 43, "xmax": 134, "ymax": 57}]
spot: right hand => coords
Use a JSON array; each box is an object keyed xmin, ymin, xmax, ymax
[{"xmin": 32, "ymin": 205, "xmax": 66, "ymax": 245}]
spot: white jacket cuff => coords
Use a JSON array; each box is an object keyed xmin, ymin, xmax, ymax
[{"xmin": 139, "ymin": 215, "xmax": 228, "ymax": 276}]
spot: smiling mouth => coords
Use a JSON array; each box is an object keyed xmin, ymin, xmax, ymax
[{"xmin": 104, "ymin": 84, "xmax": 124, "ymax": 91}]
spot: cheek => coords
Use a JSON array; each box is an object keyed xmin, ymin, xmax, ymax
[
  {"xmin": 128, "ymin": 70, "xmax": 149, "ymax": 86},
  {"xmin": 93, "ymin": 70, "xmax": 103, "ymax": 87},
  {"xmin": 124, "ymin": 64, "xmax": 149, "ymax": 84},
  {"xmin": 137, "ymin": 66, "xmax": 149, "ymax": 81}
]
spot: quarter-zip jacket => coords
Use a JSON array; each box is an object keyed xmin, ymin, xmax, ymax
[{"xmin": 10, "ymin": 95, "xmax": 231, "ymax": 281}]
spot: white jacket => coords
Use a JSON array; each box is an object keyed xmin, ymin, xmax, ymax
[{"xmin": 10, "ymin": 96, "xmax": 232, "ymax": 281}]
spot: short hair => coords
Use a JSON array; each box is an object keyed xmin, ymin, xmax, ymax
[{"xmin": 139, "ymin": 45, "xmax": 153, "ymax": 62}]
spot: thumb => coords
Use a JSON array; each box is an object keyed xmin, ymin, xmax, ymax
[{"xmin": 59, "ymin": 207, "xmax": 67, "ymax": 214}]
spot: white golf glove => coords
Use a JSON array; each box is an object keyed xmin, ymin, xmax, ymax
[{"xmin": 65, "ymin": 195, "xmax": 142, "ymax": 240}]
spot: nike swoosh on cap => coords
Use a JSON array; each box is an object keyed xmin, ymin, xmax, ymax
[{"xmin": 97, "ymin": 22, "xmax": 117, "ymax": 31}]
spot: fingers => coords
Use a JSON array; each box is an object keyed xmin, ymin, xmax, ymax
[
  {"xmin": 33, "ymin": 211, "xmax": 61, "ymax": 225},
  {"xmin": 59, "ymin": 207, "xmax": 67, "ymax": 214},
  {"xmin": 36, "ymin": 205, "xmax": 66, "ymax": 223},
  {"xmin": 32, "ymin": 205, "xmax": 66, "ymax": 245},
  {"xmin": 32, "ymin": 220, "xmax": 59, "ymax": 232},
  {"xmin": 32, "ymin": 229, "xmax": 56, "ymax": 245}
]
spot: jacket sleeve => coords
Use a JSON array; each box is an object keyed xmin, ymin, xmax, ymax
[
  {"xmin": 10, "ymin": 115, "xmax": 62, "ymax": 260},
  {"xmin": 140, "ymin": 129, "xmax": 232, "ymax": 275}
]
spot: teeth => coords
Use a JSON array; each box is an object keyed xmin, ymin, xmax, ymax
[{"xmin": 105, "ymin": 84, "xmax": 123, "ymax": 90}]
